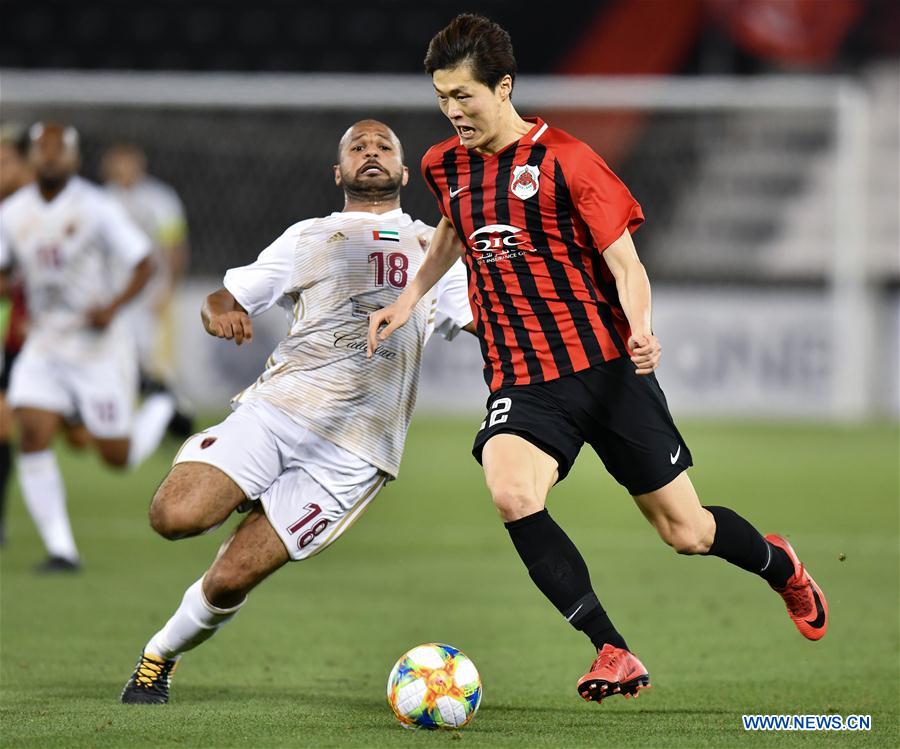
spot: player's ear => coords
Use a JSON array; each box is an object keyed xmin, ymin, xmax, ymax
[
  {"xmin": 496, "ymin": 75, "xmax": 513, "ymax": 102},
  {"xmin": 333, "ymin": 165, "xmax": 341, "ymax": 187},
  {"xmin": 401, "ymin": 165, "xmax": 409, "ymax": 187}
]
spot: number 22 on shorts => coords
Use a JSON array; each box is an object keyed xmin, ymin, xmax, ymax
[{"xmin": 480, "ymin": 397, "xmax": 512, "ymax": 430}]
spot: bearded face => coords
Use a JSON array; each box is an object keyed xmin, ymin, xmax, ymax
[{"xmin": 335, "ymin": 123, "xmax": 407, "ymax": 202}]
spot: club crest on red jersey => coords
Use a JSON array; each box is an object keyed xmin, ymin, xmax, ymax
[{"xmin": 510, "ymin": 164, "xmax": 540, "ymax": 200}]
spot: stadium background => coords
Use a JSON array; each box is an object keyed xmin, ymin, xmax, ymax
[{"xmin": 1, "ymin": 2, "xmax": 898, "ymax": 747}]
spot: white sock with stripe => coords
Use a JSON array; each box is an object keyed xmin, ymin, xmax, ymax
[{"xmin": 144, "ymin": 577, "xmax": 245, "ymax": 659}]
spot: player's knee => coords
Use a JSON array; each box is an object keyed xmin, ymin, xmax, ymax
[
  {"xmin": 149, "ymin": 499, "xmax": 180, "ymax": 540},
  {"xmin": 488, "ymin": 482, "xmax": 543, "ymax": 523},
  {"xmin": 149, "ymin": 486, "xmax": 201, "ymax": 540},
  {"xmin": 18, "ymin": 432, "xmax": 45, "ymax": 453},
  {"xmin": 16, "ymin": 421, "xmax": 51, "ymax": 453},
  {"xmin": 150, "ymin": 505, "xmax": 200, "ymax": 540}
]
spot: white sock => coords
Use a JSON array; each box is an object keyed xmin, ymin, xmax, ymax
[
  {"xmin": 144, "ymin": 577, "xmax": 245, "ymax": 660},
  {"xmin": 17, "ymin": 450, "xmax": 79, "ymax": 561},
  {"xmin": 128, "ymin": 392, "xmax": 176, "ymax": 467}
]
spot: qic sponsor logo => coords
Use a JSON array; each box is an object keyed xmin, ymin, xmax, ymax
[{"xmin": 467, "ymin": 224, "xmax": 534, "ymax": 264}]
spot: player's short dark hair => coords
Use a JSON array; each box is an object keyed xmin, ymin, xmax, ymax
[{"xmin": 424, "ymin": 14, "xmax": 517, "ymax": 92}]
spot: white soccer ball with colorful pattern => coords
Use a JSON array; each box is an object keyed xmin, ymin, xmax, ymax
[{"xmin": 387, "ymin": 643, "xmax": 482, "ymax": 729}]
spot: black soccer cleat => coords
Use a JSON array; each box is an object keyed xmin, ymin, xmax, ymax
[
  {"xmin": 121, "ymin": 651, "xmax": 179, "ymax": 704},
  {"xmin": 33, "ymin": 555, "xmax": 81, "ymax": 573}
]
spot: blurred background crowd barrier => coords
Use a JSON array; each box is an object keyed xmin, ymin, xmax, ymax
[{"xmin": 2, "ymin": 0, "xmax": 897, "ymax": 420}]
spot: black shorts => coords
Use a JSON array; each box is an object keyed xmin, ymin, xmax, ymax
[{"xmin": 472, "ymin": 358, "xmax": 693, "ymax": 495}]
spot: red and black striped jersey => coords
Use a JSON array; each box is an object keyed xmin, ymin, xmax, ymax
[{"xmin": 421, "ymin": 116, "xmax": 644, "ymax": 392}]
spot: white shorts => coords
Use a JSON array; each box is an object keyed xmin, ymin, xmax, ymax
[
  {"xmin": 173, "ymin": 399, "xmax": 389, "ymax": 561},
  {"xmin": 7, "ymin": 341, "xmax": 137, "ymax": 439}
]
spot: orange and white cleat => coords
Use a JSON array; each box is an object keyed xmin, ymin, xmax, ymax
[
  {"xmin": 765, "ymin": 533, "xmax": 828, "ymax": 641},
  {"xmin": 576, "ymin": 644, "xmax": 650, "ymax": 704}
]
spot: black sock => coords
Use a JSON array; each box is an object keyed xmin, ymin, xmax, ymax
[
  {"xmin": 703, "ymin": 505, "xmax": 793, "ymax": 587},
  {"xmin": 505, "ymin": 509, "xmax": 628, "ymax": 651},
  {"xmin": 0, "ymin": 440, "xmax": 10, "ymax": 537}
]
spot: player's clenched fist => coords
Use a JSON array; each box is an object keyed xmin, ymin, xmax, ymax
[
  {"xmin": 628, "ymin": 333, "xmax": 661, "ymax": 375},
  {"xmin": 207, "ymin": 311, "xmax": 253, "ymax": 344},
  {"xmin": 202, "ymin": 288, "xmax": 253, "ymax": 345}
]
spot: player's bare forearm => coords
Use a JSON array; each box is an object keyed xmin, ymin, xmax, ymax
[
  {"xmin": 118, "ymin": 257, "xmax": 155, "ymax": 308},
  {"xmin": 405, "ymin": 218, "xmax": 465, "ymax": 308},
  {"xmin": 86, "ymin": 256, "xmax": 154, "ymax": 329},
  {"xmin": 366, "ymin": 217, "xmax": 464, "ymax": 356},
  {"xmin": 616, "ymin": 263, "xmax": 652, "ymax": 337},
  {"xmin": 202, "ymin": 287, "xmax": 253, "ymax": 345},
  {"xmin": 602, "ymin": 230, "xmax": 660, "ymax": 375}
]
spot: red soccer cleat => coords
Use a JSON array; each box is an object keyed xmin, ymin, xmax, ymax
[
  {"xmin": 765, "ymin": 533, "xmax": 828, "ymax": 641},
  {"xmin": 576, "ymin": 644, "xmax": 650, "ymax": 704}
]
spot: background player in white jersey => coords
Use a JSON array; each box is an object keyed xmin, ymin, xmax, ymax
[
  {"xmin": 0, "ymin": 123, "xmax": 176, "ymax": 572},
  {"xmin": 102, "ymin": 143, "xmax": 193, "ymax": 436},
  {"xmin": 120, "ymin": 120, "xmax": 474, "ymax": 704}
]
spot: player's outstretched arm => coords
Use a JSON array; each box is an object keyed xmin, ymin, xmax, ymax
[
  {"xmin": 367, "ymin": 217, "xmax": 464, "ymax": 357},
  {"xmin": 602, "ymin": 230, "xmax": 660, "ymax": 375},
  {"xmin": 202, "ymin": 287, "xmax": 253, "ymax": 345}
]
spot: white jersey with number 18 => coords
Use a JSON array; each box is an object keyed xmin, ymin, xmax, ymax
[{"xmin": 223, "ymin": 207, "xmax": 472, "ymax": 478}]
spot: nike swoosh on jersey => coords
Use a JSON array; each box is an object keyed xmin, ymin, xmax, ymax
[
  {"xmin": 804, "ymin": 587, "xmax": 826, "ymax": 628},
  {"xmin": 449, "ymin": 185, "xmax": 469, "ymax": 198},
  {"xmin": 669, "ymin": 445, "xmax": 681, "ymax": 464}
]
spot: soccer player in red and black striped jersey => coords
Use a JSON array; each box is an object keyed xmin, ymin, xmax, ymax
[{"xmin": 369, "ymin": 14, "xmax": 829, "ymax": 703}]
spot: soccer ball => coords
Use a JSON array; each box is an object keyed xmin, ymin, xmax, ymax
[{"xmin": 386, "ymin": 643, "xmax": 482, "ymax": 729}]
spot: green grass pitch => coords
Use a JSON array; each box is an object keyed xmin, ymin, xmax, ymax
[{"xmin": 1, "ymin": 417, "xmax": 898, "ymax": 748}]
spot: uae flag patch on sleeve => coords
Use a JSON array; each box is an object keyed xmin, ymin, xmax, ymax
[{"xmin": 372, "ymin": 229, "xmax": 400, "ymax": 242}]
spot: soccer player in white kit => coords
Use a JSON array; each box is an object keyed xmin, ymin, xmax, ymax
[
  {"xmin": 102, "ymin": 143, "xmax": 193, "ymax": 435},
  {"xmin": 120, "ymin": 120, "xmax": 474, "ymax": 704},
  {"xmin": 0, "ymin": 123, "xmax": 174, "ymax": 571}
]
